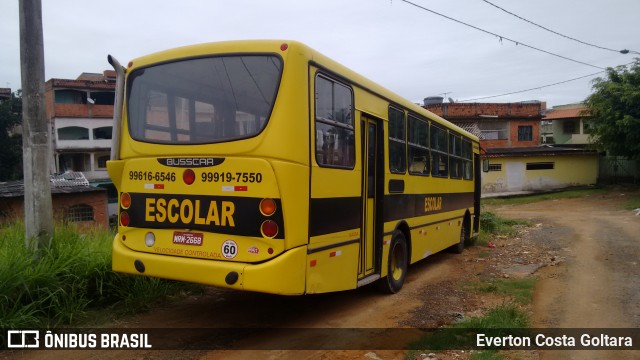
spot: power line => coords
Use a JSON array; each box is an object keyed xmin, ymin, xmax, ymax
[
  {"xmin": 399, "ymin": 0, "xmax": 604, "ymax": 69},
  {"xmin": 459, "ymin": 70, "xmax": 604, "ymax": 102},
  {"xmin": 458, "ymin": 60, "xmax": 637, "ymax": 102},
  {"xmin": 479, "ymin": 0, "xmax": 623, "ymax": 53}
]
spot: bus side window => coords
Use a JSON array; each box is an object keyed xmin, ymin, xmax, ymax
[
  {"xmin": 388, "ymin": 107, "xmax": 406, "ymax": 174},
  {"xmin": 430, "ymin": 125, "xmax": 448, "ymax": 177},
  {"xmin": 315, "ymin": 75, "xmax": 355, "ymax": 168}
]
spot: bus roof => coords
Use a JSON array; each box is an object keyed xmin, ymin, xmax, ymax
[{"xmin": 127, "ymin": 40, "xmax": 479, "ymax": 142}]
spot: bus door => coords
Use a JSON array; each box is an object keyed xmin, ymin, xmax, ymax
[{"xmin": 359, "ymin": 116, "xmax": 381, "ymax": 280}]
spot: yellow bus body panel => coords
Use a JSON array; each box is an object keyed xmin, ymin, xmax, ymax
[{"xmin": 112, "ymin": 233, "xmax": 307, "ymax": 295}]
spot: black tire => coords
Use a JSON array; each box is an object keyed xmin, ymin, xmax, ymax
[
  {"xmin": 377, "ymin": 230, "xmax": 408, "ymax": 294},
  {"xmin": 449, "ymin": 219, "xmax": 468, "ymax": 254}
]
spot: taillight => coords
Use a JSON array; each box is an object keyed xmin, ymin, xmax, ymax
[
  {"xmin": 261, "ymin": 220, "xmax": 278, "ymax": 238},
  {"xmin": 259, "ymin": 198, "xmax": 277, "ymax": 216},
  {"xmin": 183, "ymin": 169, "xmax": 195, "ymax": 185},
  {"xmin": 121, "ymin": 192, "xmax": 131, "ymax": 209},
  {"xmin": 120, "ymin": 211, "xmax": 130, "ymax": 227}
]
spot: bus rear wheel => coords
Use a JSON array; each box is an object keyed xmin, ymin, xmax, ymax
[
  {"xmin": 377, "ymin": 230, "xmax": 408, "ymax": 294},
  {"xmin": 449, "ymin": 219, "xmax": 468, "ymax": 254}
]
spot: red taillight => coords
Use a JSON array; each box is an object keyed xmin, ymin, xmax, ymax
[
  {"xmin": 120, "ymin": 211, "xmax": 130, "ymax": 227},
  {"xmin": 183, "ymin": 169, "xmax": 195, "ymax": 185},
  {"xmin": 280, "ymin": 43, "xmax": 288, "ymax": 51},
  {"xmin": 261, "ymin": 220, "xmax": 278, "ymax": 238},
  {"xmin": 259, "ymin": 198, "xmax": 277, "ymax": 216},
  {"xmin": 121, "ymin": 192, "xmax": 131, "ymax": 209}
]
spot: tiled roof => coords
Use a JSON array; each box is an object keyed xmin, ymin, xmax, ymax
[
  {"xmin": 544, "ymin": 108, "xmax": 589, "ymax": 120},
  {"xmin": 48, "ymin": 79, "xmax": 115, "ymax": 91},
  {"xmin": 0, "ymin": 178, "xmax": 105, "ymax": 198}
]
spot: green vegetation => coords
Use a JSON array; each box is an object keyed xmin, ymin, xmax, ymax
[
  {"xmin": 0, "ymin": 222, "xmax": 204, "ymax": 328},
  {"xmin": 407, "ymin": 304, "xmax": 529, "ymax": 359},
  {"xmin": 474, "ymin": 211, "xmax": 531, "ymax": 246},
  {"xmin": 457, "ymin": 303, "xmax": 529, "ymax": 329},
  {"xmin": 623, "ymin": 193, "xmax": 640, "ymax": 210},
  {"xmin": 408, "ymin": 209, "xmax": 535, "ymax": 359},
  {"xmin": 482, "ymin": 188, "xmax": 606, "ymax": 206},
  {"xmin": 470, "ymin": 278, "xmax": 537, "ymax": 305},
  {"xmin": 585, "ymin": 59, "xmax": 640, "ymax": 159}
]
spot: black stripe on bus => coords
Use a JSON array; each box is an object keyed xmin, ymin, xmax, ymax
[
  {"xmin": 307, "ymin": 238, "xmax": 361, "ymax": 254},
  {"xmin": 309, "ymin": 192, "xmax": 473, "ymax": 237},
  {"xmin": 383, "ymin": 215, "xmax": 466, "ymax": 237},
  {"xmin": 125, "ymin": 193, "xmax": 285, "ymax": 239},
  {"xmin": 383, "ymin": 192, "xmax": 474, "ymax": 223},
  {"xmin": 309, "ymin": 197, "xmax": 361, "ymax": 237}
]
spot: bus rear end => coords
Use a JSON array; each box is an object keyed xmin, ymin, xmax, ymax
[{"xmin": 107, "ymin": 42, "xmax": 308, "ymax": 294}]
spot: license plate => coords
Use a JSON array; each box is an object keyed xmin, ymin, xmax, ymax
[{"xmin": 172, "ymin": 231, "xmax": 203, "ymax": 246}]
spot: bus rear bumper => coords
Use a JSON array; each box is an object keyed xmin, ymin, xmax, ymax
[{"xmin": 112, "ymin": 236, "xmax": 307, "ymax": 295}]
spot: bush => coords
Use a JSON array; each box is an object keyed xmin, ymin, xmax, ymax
[{"xmin": 0, "ymin": 222, "xmax": 203, "ymax": 328}]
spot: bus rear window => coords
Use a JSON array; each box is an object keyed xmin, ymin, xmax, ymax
[{"xmin": 127, "ymin": 55, "xmax": 283, "ymax": 144}]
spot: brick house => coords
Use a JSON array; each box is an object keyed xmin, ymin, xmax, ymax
[
  {"xmin": 0, "ymin": 177, "xmax": 108, "ymax": 229},
  {"xmin": 423, "ymin": 101, "xmax": 598, "ymax": 194},
  {"xmin": 423, "ymin": 102, "xmax": 544, "ymax": 150}
]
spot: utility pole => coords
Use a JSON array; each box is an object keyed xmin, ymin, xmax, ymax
[{"xmin": 19, "ymin": 0, "xmax": 53, "ymax": 250}]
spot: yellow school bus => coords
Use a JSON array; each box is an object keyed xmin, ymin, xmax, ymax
[{"xmin": 107, "ymin": 40, "xmax": 480, "ymax": 295}]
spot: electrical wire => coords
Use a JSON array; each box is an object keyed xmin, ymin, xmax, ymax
[
  {"xmin": 458, "ymin": 70, "xmax": 603, "ymax": 102},
  {"xmin": 479, "ymin": 0, "xmax": 623, "ymax": 53},
  {"xmin": 458, "ymin": 60, "xmax": 637, "ymax": 102},
  {"xmin": 399, "ymin": 0, "xmax": 604, "ymax": 69}
]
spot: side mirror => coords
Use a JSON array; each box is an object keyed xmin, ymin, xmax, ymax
[{"xmin": 482, "ymin": 159, "xmax": 489, "ymax": 173}]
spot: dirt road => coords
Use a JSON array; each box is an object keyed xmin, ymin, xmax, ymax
[
  {"xmin": 8, "ymin": 189, "xmax": 639, "ymax": 360},
  {"xmin": 494, "ymin": 190, "xmax": 640, "ymax": 360}
]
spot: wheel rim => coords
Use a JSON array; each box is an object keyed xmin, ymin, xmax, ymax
[{"xmin": 391, "ymin": 242, "xmax": 404, "ymax": 281}]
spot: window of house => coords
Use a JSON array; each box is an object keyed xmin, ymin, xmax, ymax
[
  {"xmin": 526, "ymin": 162, "xmax": 554, "ymax": 170},
  {"xmin": 58, "ymin": 126, "xmax": 89, "ymax": 140},
  {"xmin": 93, "ymin": 126, "xmax": 112, "ymax": 140},
  {"xmin": 315, "ymin": 75, "xmax": 354, "ymax": 168},
  {"xmin": 488, "ymin": 163, "xmax": 502, "ymax": 172},
  {"xmin": 563, "ymin": 120, "xmax": 577, "ymax": 134},
  {"xmin": 66, "ymin": 204, "xmax": 94, "ymax": 222},
  {"xmin": 96, "ymin": 154, "xmax": 110, "ymax": 169},
  {"xmin": 388, "ymin": 107, "xmax": 406, "ymax": 174},
  {"xmin": 59, "ymin": 153, "xmax": 90, "ymax": 172},
  {"xmin": 408, "ymin": 115, "xmax": 430, "ymax": 175},
  {"xmin": 517, "ymin": 126, "xmax": 533, "ymax": 141},
  {"xmin": 478, "ymin": 121, "xmax": 508, "ymax": 140}
]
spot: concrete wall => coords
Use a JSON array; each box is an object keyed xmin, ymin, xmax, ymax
[{"xmin": 482, "ymin": 154, "xmax": 598, "ymax": 193}]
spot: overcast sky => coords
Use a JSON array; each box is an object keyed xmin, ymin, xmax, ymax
[{"xmin": 1, "ymin": 0, "xmax": 639, "ymax": 108}]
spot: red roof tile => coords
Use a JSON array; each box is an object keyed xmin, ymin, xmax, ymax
[{"xmin": 544, "ymin": 108, "xmax": 589, "ymax": 120}]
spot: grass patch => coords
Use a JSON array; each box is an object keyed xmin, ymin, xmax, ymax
[
  {"xmin": 482, "ymin": 188, "xmax": 606, "ymax": 206},
  {"xmin": 407, "ymin": 304, "xmax": 530, "ymax": 358},
  {"xmin": 623, "ymin": 194, "xmax": 640, "ymax": 210},
  {"xmin": 0, "ymin": 222, "xmax": 204, "ymax": 328},
  {"xmin": 472, "ymin": 278, "xmax": 537, "ymax": 305},
  {"xmin": 479, "ymin": 212, "xmax": 530, "ymax": 237}
]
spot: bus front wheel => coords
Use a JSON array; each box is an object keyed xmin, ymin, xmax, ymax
[{"xmin": 377, "ymin": 231, "xmax": 408, "ymax": 294}]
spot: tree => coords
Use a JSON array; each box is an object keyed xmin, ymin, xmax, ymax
[
  {"xmin": 0, "ymin": 91, "xmax": 23, "ymax": 181},
  {"xmin": 585, "ymin": 59, "xmax": 640, "ymax": 159}
]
